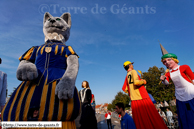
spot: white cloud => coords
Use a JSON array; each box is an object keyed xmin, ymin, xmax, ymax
[
  {"xmin": 79, "ymin": 58, "xmax": 95, "ymax": 65},
  {"xmin": 164, "ymin": 29, "xmax": 181, "ymax": 33},
  {"xmin": 0, "ymin": 58, "xmax": 18, "ymax": 69}
]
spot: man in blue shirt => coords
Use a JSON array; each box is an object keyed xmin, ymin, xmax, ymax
[{"xmin": 115, "ymin": 103, "xmax": 136, "ymax": 129}]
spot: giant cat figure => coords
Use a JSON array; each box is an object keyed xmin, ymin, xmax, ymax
[{"xmin": 2, "ymin": 12, "xmax": 80, "ymax": 129}]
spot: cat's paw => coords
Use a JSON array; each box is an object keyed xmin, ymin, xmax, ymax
[
  {"xmin": 17, "ymin": 62, "xmax": 38, "ymax": 81},
  {"xmin": 55, "ymin": 78, "xmax": 75, "ymax": 100}
]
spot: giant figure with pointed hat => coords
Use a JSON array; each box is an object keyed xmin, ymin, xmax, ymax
[{"xmin": 160, "ymin": 44, "xmax": 194, "ymax": 129}]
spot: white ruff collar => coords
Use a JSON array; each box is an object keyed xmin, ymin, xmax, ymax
[
  {"xmin": 169, "ymin": 65, "xmax": 180, "ymax": 72},
  {"xmin": 45, "ymin": 33, "xmax": 65, "ymax": 44}
]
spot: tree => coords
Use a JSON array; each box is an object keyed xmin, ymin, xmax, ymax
[
  {"xmin": 111, "ymin": 91, "xmax": 130, "ymax": 109},
  {"xmin": 107, "ymin": 103, "xmax": 113, "ymax": 111},
  {"xmin": 142, "ymin": 66, "xmax": 175, "ymax": 102},
  {"xmin": 8, "ymin": 87, "xmax": 17, "ymax": 97}
]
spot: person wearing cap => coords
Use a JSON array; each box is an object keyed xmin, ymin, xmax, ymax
[
  {"xmin": 160, "ymin": 53, "xmax": 194, "ymax": 129},
  {"xmin": 122, "ymin": 61, "xmax": 168, "ymax": 129}
]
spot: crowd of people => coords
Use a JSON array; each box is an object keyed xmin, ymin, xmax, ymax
[
  {"xmin": 158, "ymin": 107, "xmax": 177, "ymax": 127},
  {"xmin": 103, "ymin": 103, "xmax": 179, "ymax": 129}
]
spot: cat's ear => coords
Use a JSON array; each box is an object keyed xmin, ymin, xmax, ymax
[
  {"xmin": 60, "ymin": 13, "xmax": 71, "ymax": 28},
  {"xmin": 43, "ymin": 12, "xmax": 53, "ymax": 24}
]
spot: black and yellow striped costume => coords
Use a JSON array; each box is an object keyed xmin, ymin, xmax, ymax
[{"xmin": 2, "ymin": 41, "xmax": 81, "ymax": 129}]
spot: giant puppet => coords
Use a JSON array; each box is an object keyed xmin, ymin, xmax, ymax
[
  {"xmin": 122, "ymin": 61, "xmax": 167, "ymax": 129},
  {"xmin": 160, "ymin": 44, "xmax": 194, "ymax": 129},
  {"xmin": 1, "ymin": 12, "xmax": 80, "ymax": 129}
]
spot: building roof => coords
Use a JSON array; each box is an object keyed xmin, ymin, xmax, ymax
[
  {"xmin": 95, "ymin": 103, "xmax": 109, "ymax": 109},
  {"xmin": 95, "ymin": 104, "xmax": 102, "ymax": 109},
  {"xmin": 102, "ymin": 103, "xmax": 108, "ymax": 107}
]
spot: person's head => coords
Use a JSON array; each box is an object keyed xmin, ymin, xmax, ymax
[
  {"xmin": 161, "ymin": 53, "xmax": 179, "ymax": 69},
  {"xmin": 82, "ymin": 81, "xmax": 90, "ymax": 88},
  {"xmin": 115, "ymin": 102, "xmax": 125, "ymax": 114},
  {"xmin": 33, "ymin": 109, "xmax": 39, "ymax": 118},
  {"xmin": 123, "ymin": 61, "xmax": 134, "ymax": 71},
  {"xmin": 166, "ymin": 108, "xmax": 169, "ymax": 111},
  {"xmin": 28, "ymin": 106, "xmax": 39, "ymax": 119}
]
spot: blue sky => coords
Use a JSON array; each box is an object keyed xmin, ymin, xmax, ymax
[{"xmin": 0, "ymin": 0, "xmax": 194, "ymax": 104}]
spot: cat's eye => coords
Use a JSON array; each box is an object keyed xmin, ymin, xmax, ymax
[
  {"xmin": 48, "ymin": 18, "xmax": 51, "ymax": 21},
  {"xmin": 56, "ymin": 18, "xmax": 61, "ymax": 21}
]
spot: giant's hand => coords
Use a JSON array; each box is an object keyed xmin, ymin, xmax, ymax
[
  {"xmin": 17, "ymin": 60, "xmax": 38, "ymax": 81},
  {"xmin": 160, "ymin": 75, "xmax": 166, "ymax": 81},
  {"xmin": 143, "ymin": 79, "xmax": 147, "ymax": 85},
  {"xmin": 55, "ymin": 55, "xmax": 79, "ymax": 99}
]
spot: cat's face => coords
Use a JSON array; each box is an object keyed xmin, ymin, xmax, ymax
[{"xmin": 43, "ymin": 12, "xmax": 71, "ymax": 42}]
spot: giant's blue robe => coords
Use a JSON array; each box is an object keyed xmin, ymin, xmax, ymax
[{"xmin": 2, "ymin": 41, "xmax": 80, "ymax": 122}]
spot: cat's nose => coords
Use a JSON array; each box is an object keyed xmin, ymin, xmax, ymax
[{"xmin": 50, "ymin": 19, "xmax": 56, "ymax": 24}]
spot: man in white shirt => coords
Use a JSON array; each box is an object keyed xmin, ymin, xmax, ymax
[
  {"xmin": 158, "ymin": 108, "xmax": 167, "ymax": 123},
  {"xmin": 166, "ymin": 108, "xmax": 174, "ymax": 125},
  {"xmin": 105, "ymin": 110, "xmax": 112, "ymax": 129}
]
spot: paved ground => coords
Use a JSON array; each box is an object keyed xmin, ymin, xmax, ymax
[
  {"xmin": 96, "ymin": 113, "xmax": 121, "ymax": 129},
  {"xmin": 75, "ymin": 113, "xmax": 121, "ymax": 129}
]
